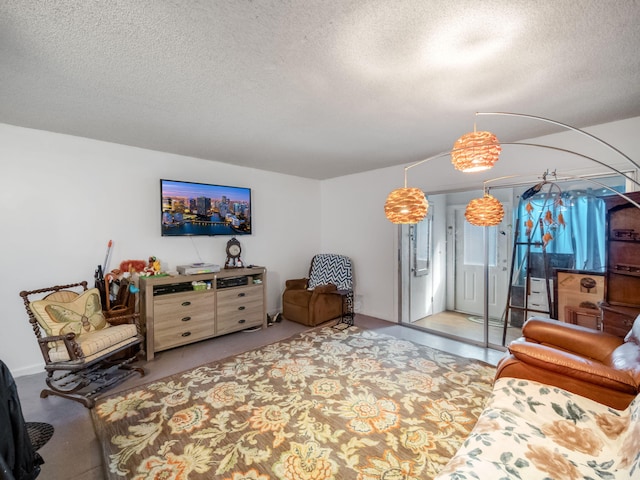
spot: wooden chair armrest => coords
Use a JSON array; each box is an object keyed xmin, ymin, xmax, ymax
[
  {"xmin": 106, "ymin": 312, "xmax": 140, "ymax": 324},
  {"xmin": 37, "ymin": 332, "xmax": 83, "ymax": 362},
  {"xmin": 106, "ymin": 313, "xmax": 143, "ymax": 335}
]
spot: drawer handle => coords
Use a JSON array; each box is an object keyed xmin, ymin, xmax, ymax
[
  {"xmin": 238, "ymin": 306, "xmax": 246, "ymax": 311},
  {"xmin": 181, "ymin": 316, "xmax": 191, "ymax": 322},
  {"xmin": 181, "ymin": 301, "xmax": 191, "ymax": 307},
  {"xmin": 181, "ymin": 332, "xmax": 191, "ymax": 337},
  {"xmin": 238, "ymin": 292, "xmax": 246, "ymax": 297},
  {"xmin": 238, "ymin": 319, "xmax": 246, "ymax": 324}
]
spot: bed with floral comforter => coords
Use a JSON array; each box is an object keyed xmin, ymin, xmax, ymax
[{"xmin": 435, "ymin": 377, "xmax": 640, "ymax": 479}]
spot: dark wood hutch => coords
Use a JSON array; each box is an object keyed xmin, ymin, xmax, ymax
[{"xmin": 600, "ymin": 190, "xmax": 640, "ymax": 337}]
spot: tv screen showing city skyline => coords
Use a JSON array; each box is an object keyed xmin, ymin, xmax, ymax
[{"xmin": 160, "ymin": 179, "xmax": 252, "ymax": 236}]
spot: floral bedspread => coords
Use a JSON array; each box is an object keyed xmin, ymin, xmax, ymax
[{"xmin": 435, "ymin": 377, "xmax": 640, "ymax": 479}]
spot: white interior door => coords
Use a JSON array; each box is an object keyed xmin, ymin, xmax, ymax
[{"xmin": 450, "ymin": 204, "xmax": 511, "ymax": 320}]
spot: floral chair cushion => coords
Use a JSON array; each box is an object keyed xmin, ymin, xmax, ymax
[
  {"xmin": 47, "ymin": 324, "xmax": 138, "ymax": 363},
  {"xmin": 435, "ymin": 377, "xmax": 640, "ymax": 479}
]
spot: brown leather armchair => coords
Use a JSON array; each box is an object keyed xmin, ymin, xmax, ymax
[
  {"xmin": 496, "ymin": 315, "xmax": 640, "ymax": 409},
  {"xmin": 282, "ymin": 254, "xmax": 353, "ymax": 327}
]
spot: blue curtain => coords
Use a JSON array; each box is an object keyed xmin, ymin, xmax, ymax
[{"xmin": 515, "ymin": 188, "xmax": 608, "ymax": 276}]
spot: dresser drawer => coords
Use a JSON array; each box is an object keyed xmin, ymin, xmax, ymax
[
  {"xmin": 154, "ymin": 291, "xmax": 215, "ymax": 321},
  {"xmin": 153, "ymin": 292, "xmax": 215, "ymax": 349},
  {"xmin": 527, "ymin": 301, "xmax": 550, "ymax": 313},
  {"xmin": 216, "ymin": 286, "xmax": 263, "ymax": 335},
  {"xmin": 601, "ymin": 305, "xmax": 637, "ymax": 338},
  {"xmin": 528, "ymin": 278, "xmax": 552, "ymax": 301},
  {"xmin": 154, "ymin": 317, "xmax": 213, "ymax": 351}
]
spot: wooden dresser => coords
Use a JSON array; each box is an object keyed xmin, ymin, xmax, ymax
[
  {"xmin": 140, "ymin": 267, "xmax": 266, "ymax": 360},
  {"xmin": 600, "ymin": 191, "xmax": 640, "ymax": 337}
]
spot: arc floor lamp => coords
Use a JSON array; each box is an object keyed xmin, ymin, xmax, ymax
[{"xmin": 384, "ymin": 112, "xmax": 640, "ymax": 227}]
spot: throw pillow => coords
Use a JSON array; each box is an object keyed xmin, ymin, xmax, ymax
[
  {"xmin": 307, "ymin": 254, "xmax": 352, "ymax": 291},
  {"xmin": 30, "ymin": 288, "xmax": 108, "ymax": 337}
]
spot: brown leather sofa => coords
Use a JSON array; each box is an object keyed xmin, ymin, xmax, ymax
[{"xmin": 496, "ymin": 315, "xmax": 640, "ymax": 409}]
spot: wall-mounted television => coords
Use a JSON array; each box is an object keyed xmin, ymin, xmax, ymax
[{"xmin": 160, "ymin": 179, "xmax": 252, "ymax": 236}]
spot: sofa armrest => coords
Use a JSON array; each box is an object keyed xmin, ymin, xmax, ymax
[
  {"xmin": 523, "ymin": 317, "xmax": 623, "ymax": 360},
  {"xmin": 285, "ymin": 278, "xmax": 308, "ymax": 290},
  {"xmin": 508, "ymin": 340, "xmax": 638, "ymax": 393},
  {"xmin": 311, "ymin": 283, "xmax": 338, "ymax": 294}
]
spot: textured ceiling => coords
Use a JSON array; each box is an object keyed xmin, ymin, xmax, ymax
[{"xmin": 1, "ymin": 1, "xmax": 640, "ymax": 179}]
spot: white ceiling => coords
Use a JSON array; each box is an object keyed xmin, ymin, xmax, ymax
[{"xmin": 2, "ymin": 1, "xmax": 640, "ymax": 179}]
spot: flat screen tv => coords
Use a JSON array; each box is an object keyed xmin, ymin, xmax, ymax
[{"xmin": 160, "ymin": 179, "xmax": 252, "ymax": 236}]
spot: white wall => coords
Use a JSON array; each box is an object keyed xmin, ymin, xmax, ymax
[
  {"xmin": 4, "ymin": 116, "xmax": 640, "ymax": 376},
  {"xmin": 319, "ymin": 168, "xmax": 403, "ymax": 322},
  {"xmin": 1, "ymin": 124, "xmax": 321, "ymax": 376}
]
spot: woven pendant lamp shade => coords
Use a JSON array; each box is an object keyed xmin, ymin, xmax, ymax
[
  {"xmin": 384, "ymin": 187, "xmax": 429, "ymax": 224},
  {"xmin": 465, "ymin": 194, "xmax": 504, "ymax": 226},
  {"xmin": 451, "ymin": 131, "xmax": 501, "ymax": 172}
]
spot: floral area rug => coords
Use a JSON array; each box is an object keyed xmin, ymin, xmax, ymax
[{"xmin": 91, "ymin": 326, "xmax": 496, "ymax": 479}]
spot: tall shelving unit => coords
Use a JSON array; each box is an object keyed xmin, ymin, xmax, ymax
[{"xmin": 599, "ymin": 191, "xmax": 640, "ymax": 337}]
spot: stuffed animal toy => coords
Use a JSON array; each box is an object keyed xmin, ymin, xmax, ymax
[
  {"xmin": 119, "ymin": 259, "xmax": 147, "ymax": 274},
  {"xmin": 141, "ymin": 256, "xmax": 163, "ymax": 277}
]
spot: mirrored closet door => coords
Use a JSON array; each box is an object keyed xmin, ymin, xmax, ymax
[{"xmin": 399, "ymin": 174, "xmax": 627, "ymax": 349}]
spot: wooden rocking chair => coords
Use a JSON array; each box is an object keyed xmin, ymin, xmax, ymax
[{"xmin": 19, "ymin": 281, "xmax": 145, "ymax": 408}]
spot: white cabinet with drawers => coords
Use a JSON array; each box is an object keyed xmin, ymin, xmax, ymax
[{"xmin": 527, "ymin": 277, "xmax": 553, "ymax": 318}]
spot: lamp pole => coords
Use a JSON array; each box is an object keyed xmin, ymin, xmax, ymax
[{"xmin": 476, "ymin": 112, "xmax": 640, "ymax": 171}]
